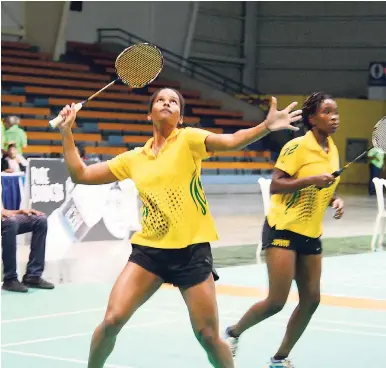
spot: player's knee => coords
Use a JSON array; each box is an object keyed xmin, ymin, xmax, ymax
[
  {"xmin": 102, "ymin": 312, "xmax": 126, "ymax": 336},
  {"xmin": 267, "ymin": 300, "xmax": 286, "ymax": 315},
  {"xmin": 300, "ymin": 292, "xmax": 320, "ymax": 313},
  {"xmin": 195, "ymin": 326, "xmax": 219, "ymax": 350}
]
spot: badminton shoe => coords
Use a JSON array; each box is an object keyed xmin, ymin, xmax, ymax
[
  {"xmin": 224, "ymin": 327, "xmax": 239, "ymax": 357},
  {"xmin": 266, "ymin": 357, "xmax": 295, "ymax": 367}
]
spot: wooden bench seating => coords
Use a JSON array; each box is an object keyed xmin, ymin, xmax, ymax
[
  {"xmin": 98, "ymin": 123, "xmax": 153, "ymax": 132},
  {"xmin": 192, "ymin": 108, "xmax": 243, "ymax": 118},
  {"xmin": 1, "ymin": 57, "xmax": 90, "ymax": 71},
  {"xmin": 2, "ymin": 41, "xmax": 32, "ymax": 50},
  {"xmin": 23, "ymin": 86, "xmax": 147, "ymax": 102},
  {"xmin": 3, "ymin": 74, "xmax": 129, "ymax": 92},
  {"xmin": 76, "ymin": 110, "xmax": 200, "ymax": 124},
  {"xmin": 22, "ymin": 86, "xmax": 220, "ymax": 108},
  {"xmin": 48, "ymin": 98, "xmax": 148, "ymax": 112},
  {"xmin": 1, "ymin": 95, "xmax": 26, "ymax": 104},
  {"xmin": 148, "ymin": 86, "xmax": 200, "ymax": 99},
  {"xmin": 20, "ymin": 119, "xmax": 78, "ymax": 129},
  {"xmin": 24, "ymin": 145, "xmax": 63, "ymax": 154},
  {"xmin": 2, "ymin": 65, "xmax": 109, "ymax": 82},
  {"xmin": 1, "ymin": 49, "xmax": 50, "ymax": 60},
  {"xmin": 1, "ymin": 106, "xmax": 50, "ymax": 116},
  {"xmin": 27, "ymin": 132, "xmax": 101, "ymax": 142},
  {"xmin": 214, "ymin": 119, "xmax": 257, "ymax": 127}
]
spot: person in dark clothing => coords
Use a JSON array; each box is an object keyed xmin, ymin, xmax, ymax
[{"xmin": 1, "ymin": 206, "xmax": 55, "ymax": 293}]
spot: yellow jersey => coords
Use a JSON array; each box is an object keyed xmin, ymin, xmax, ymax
[
  {"xmin": 267, "ymin": 131, "xmax": 340, "ymax": 238},
  {"xmin": 107, "ymin": 127, "xmax": 219, "ymax": 249}
]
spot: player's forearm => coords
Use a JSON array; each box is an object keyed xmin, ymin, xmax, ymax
[
  {"xmin": 271, "ymin": 177, "xmax": 314, "ymax": 194},
  {"xmin": 61, "ymin": 129, "xmax": 87, "ymax": 183},
  {"xmin": 230, "ymin": 122, "xmax": 270, "ymax": 150}
]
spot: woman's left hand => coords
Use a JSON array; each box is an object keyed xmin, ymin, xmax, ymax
[
  {"xmin": 331, "ymin": 197, "xmax": 344, "ymax": 219},
  {"xmin": 264, "ymin": 97, "xmax": 303, "ymax": 132}
]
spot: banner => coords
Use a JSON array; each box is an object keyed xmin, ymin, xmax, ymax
[{"xmin": 26, "ymin": 158, "xmax": 141, "ymax": 259}]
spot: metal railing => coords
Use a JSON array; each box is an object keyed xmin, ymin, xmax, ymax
[{"xmin": 97, "ymin": 28, "xmax": 266, "ymax": 108}]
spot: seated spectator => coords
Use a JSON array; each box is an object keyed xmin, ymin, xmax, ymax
[
  {"xmin": 2, "ymin": 116, "xmax": 27, "ymax": 155},
  {"xmin": 2, "ymin": 143, "xmax": 27, "ymax": 173},
  {"xmin": 1, "ymin": 204, "xmax": 55, "ymax": 293}
]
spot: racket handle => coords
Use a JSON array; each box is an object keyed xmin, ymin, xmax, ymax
[
  {"xmin": 317, "ymin": 170, "xmax": 341, "ymax": 191},
  {"xmin": 49, "ymin": 102, "xmax": 83, "ymax": 128}
]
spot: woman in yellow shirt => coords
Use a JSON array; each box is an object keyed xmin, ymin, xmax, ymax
[
  {"xmin": 225, "ymin": 92, "xmax": 345, "ymax": 368},
  {"xmin": 57, "ymin": 88, "xmax": 301, "ymax": 368}
]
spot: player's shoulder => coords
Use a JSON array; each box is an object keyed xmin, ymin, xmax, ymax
[{"xmin": 281, "ymin": 136, "xmax": 306, "ymax": 152}]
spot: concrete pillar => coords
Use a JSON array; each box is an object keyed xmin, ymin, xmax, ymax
[{"xmin": 242, "ymin": 1, "xmax": 257, "ymax": 89}]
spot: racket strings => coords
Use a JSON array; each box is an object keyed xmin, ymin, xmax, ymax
[
  {"xmin": 115, "ymin": 44, "xmax": 163, "ymax": 88},
  {"xmin": 372, "ymin": 117, "xmax": 386, "ymax": 152}
]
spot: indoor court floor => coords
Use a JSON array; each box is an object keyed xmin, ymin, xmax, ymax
[
  {"xmin": 2, "ymin": 251, "xmax": 386, "ymax": 368},
  {"xmin": 2, "ymin": 190, "xmax": 385, "ymax": 367}
]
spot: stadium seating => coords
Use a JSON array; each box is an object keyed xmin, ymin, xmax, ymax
[{"xmin": 1, "ymin": 40, "xmax": 273, "ymax": 175}]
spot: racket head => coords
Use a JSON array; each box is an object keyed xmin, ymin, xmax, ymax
[
  {"xmin": 115, "ymin": 43, "xmax": 164, "ymax": 88},
  {"xmin": 372, "ymin": 116, "xmax": 386, "ymax": 152}
]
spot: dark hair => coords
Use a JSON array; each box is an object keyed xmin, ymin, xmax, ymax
[
  {"xmin": 148, "ymin": 88, "xmax": 185, "ymax": 117},
  {"xmin": 7, "ymin": 143, "xmax": 16, "ymax": 150},
  {"xmin": 302, "ymin": 92, "xmax": 334, "ymax": 130}
]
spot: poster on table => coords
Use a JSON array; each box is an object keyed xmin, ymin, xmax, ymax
[{"xmin": 25, "ymin": 158, "xmax": 141, "ymax": 259}]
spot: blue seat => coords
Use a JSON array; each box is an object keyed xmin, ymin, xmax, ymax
[
  {"xmin": 10, "ymin": 86, "xmax": 25, "ymax": 94},
  {"xmin": 28, "ymin": 139, "xmax": 51, "ymax": 145},
  {"xmin": 82, "ymin": 123, "xmax": 99, "ymax": 133},
  {"xmin": 35, "ymin": 98, "xmax": 49, "ymax": 107},
  {"xmin": 108, "ymin": 136, "xmax": 124, "ymax": 146}
]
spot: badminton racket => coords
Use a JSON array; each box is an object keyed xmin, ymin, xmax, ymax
[
  {"xmin": 49, "ymin": 43, "xmax": 164, "ymax": 128},
  {"xmin": 332, "ymin": 116, "xmax": 386, "ymax": 178}
]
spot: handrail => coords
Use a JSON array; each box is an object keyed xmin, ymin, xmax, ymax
[{"xmin": 96, "ymin": 28, "xmax": 266, "ymax": 108}]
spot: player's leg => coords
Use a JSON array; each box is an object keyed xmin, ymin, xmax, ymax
[
  {"xmin": 229, "ymin": 247, "xmax": 296, "ymax": 336},
  {"xmin": 88, "ymin": 261, "xmax": 163, "ymax": 368},
  {"xmin": 273, "ymin": 243, "xmax": 322, "ymax": 361},
  {"xmin": 224, "ymin": 221, "xmax": 296, "ymax": 357},
  {"xmin": 180, "ymin": 274, "xmax": 234, "ymax": 368}
]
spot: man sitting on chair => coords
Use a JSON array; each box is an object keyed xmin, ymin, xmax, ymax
[{"xmin": 1, "ymin": 203, "xmax": 55, "ymax": 293}]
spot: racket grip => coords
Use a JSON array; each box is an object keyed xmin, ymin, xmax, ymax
[{"xmin": 48, "ymin": 102, "xmax": 83, "ymax": 128}]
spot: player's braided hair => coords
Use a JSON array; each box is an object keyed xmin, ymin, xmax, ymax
[
  {"xmin": 302, "ymin": 92, "xmax": 334, "ymax": 130},
  {"xmin": 148, "ymin": 88, "xmax": 185, "ymax": 117}
]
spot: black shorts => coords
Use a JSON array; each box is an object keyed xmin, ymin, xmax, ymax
[
  {"xmin": 262, "ymin": 219, "xmax": 322, "ymax": 255},
  {"xmin": 129, "ymin": 242, "xmax": 219, "ymax": 289}
]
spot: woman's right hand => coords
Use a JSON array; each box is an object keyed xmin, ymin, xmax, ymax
[
  {"xmin": 58, "ymin": 103, "xmax": 77, "ymax": 133},
  {"xmin": 309, "ymin": 173, "xmax": 336, "ymax": 188}
]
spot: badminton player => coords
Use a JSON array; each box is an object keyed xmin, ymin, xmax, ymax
[
  {"xmin": 57, "ymin": 88, "xmax": 302, "ymax": 368},
  {"xmin": 224, "ymin": 92, "xmax": 344, "ymax": 367}
]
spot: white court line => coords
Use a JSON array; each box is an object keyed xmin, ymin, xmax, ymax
[
  {"xmin": 1, "ymin": 317, "xmax": 177, "ymax": 348},
  {"xmin": 1, "ymin": 349, "xmax": 134, "ymax": 368},
  {"xmin": 1, "ymin": 306, "xmax": 183, "ymax": 324},
  {"xmin": 3, "ymin": 305, "xmax": 386, "ymax": 330},
  {"xmin": 1, "ymin": 308, "xmax": 104, "ymax": 324}
]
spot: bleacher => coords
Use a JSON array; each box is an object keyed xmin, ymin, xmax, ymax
[{"xmin": 1, "ymin": 40, "xmax": 274, "ymax": 176}]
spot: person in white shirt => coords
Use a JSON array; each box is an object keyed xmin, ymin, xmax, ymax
[{"xmin": 2, "ymin": 143, "xmax": 28, "ymax": 173}]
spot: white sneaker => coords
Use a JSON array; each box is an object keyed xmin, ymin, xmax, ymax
[
  {"xmin": 224, "ymin": 327, "xmax": 239, "ymax": 358},
  {"xmin": 267, "ymin": 357, "xmax": 295, "ymax": 367}
]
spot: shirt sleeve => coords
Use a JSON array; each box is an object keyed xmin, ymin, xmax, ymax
[
  {"xmin": 107, "ymin": 151, "xmax": 136, "ymax": 181},
  {"xmin": 184, "ymin": 127, "xmax": 213, "ymax": 160},
  {"xmin": 275, "ymin": 140, "xmax": 302, "ymax": 176}
]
